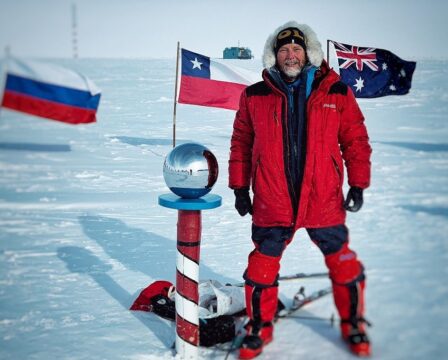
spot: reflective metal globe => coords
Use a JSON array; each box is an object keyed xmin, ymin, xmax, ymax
[{"xmin": 163, "ymin": 142, "xmax": 219, "ymax": 199}]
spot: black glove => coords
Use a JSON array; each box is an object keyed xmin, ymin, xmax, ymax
[
  {"xmin": 150, "ymin": 294, "xmax": 175, "ymax": 321},
  {"xmin": 344, "ymin": 187, "xmax": 364, "ymax": 212},
  {"xmin": 234, "ymin": 188, "xmax": 253, "ymax": 216}
]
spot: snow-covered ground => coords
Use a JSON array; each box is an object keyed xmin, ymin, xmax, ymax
[{"xmin": 0, "ymin": 58, "xmax": 447, "ymax": 359}]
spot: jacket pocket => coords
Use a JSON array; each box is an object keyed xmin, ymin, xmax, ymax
[
  {"xmin": 273, "ymin": 111, "xmax": 280, "ymax": 126},
  {"xmin": 330, "ymin": 153, "xmax": 343, "ymax": 198},
  {"xmin": 251, "ymin": 156, "xmax": 260, "ymax": 193},
  {"xmin": 330, "ymin": 154, "xmax": 341, "ymax": 183}
]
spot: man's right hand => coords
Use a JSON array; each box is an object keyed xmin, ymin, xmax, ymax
[{"xmin": 234, "ymin": 188, "xmax": 253, "ymax": 216}]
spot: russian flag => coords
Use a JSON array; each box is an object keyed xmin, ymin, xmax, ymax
[
  {"xmin": 1, "ymin": 58, "xmax": 101, "ymax": 124},
  {"xmin": 178, "ymin": 48, "xmax": 260, "ymax": 111}
]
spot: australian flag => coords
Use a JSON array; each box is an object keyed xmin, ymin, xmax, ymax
[{"xmin": 332, "ymin": 41, "xmax": 416, "ymax": 98}]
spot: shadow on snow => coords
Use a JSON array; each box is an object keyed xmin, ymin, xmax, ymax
[
  {"xmin": 112, "ymin": 136, "xmax": 191, "ymax": 147},
  {"xmin": 401, "ymin": 205, "xmax": 448, "ymax": 218},
  {"xmin": 77, "ymin": 214, "xmax": 235, "ymax": 284},
  {"xmin": 0, "ymin": 142, "xmax": 71, "ymax": 152},
  {"xmin": 283, "ymin": 307, "xmax": 347, "ymax": 355},
  {"xmin": 375, "ymin": 141, "xmax": 448, "ymax": 152},
  {"xmin": 57, "ymin": 245, "xmax": 175, "ymax": 348},
  {"xmin": 55, "ymin": 214, "xmax": 238, "ymax": 349}
]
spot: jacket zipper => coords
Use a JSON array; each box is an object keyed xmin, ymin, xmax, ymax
[
  {"xmin": 281, "ymin": 96, "xmax": 298, "ymax": 224},
  {"xmin": 331, "ymin": 155, "xmax": 342, "ymax": 196},
  {"xmin": 253, "ymin": 156, "xmax": 260, "ymax": 192}
]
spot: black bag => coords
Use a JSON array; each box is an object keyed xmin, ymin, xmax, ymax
[{"xmin": 199, "ymin": 315, "xmax": 235, "ymax": 347}]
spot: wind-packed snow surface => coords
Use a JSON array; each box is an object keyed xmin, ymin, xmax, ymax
[{"xmin": 0, "ymin": 58, "xmax": 447, "ymax": 360}]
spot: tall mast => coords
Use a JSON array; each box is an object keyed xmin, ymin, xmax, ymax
[{"xmin": 72, "ymin": 3, "xmax": 78, "ymax": 58}]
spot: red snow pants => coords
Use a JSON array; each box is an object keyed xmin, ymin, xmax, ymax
[{"xmin": 244, "ymin": 224, "xmax": 366, "ymax": 326}]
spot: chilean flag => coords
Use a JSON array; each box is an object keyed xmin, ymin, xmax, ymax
[
  {"xmin": 178, "ymin": 48, "xmax": 260, "ymax": 111},
  {"xmin": 1, "ymin": 58, "xmax": 101, "ymax": 124}
]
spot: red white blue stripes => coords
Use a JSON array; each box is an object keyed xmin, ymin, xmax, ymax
[{"xmin": 1, "ymin": 58, "xmax": 101, "ymax": 124}]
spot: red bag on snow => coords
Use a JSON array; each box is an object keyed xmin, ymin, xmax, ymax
[{"xmin": 130, "ymin": 280, "xmax": 175, "ymax": 315}]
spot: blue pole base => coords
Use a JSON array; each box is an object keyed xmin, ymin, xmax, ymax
[{"xmin": 158, "ymin": 193, "xmax": 222, "ymax": 211}]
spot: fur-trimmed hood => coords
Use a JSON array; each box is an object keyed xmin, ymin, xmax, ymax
[{"xmin": 262, "ymin": 21, "xmax": 324, "ymax": 70}]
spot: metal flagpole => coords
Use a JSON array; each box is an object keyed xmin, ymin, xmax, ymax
[
  {"xmin": 327, "ymin": 39, "xmax": 330, "ymax": 64},
  {"xmin": 172, "ymin": 41, "xmax": 180, "ymax": 148},
  {"xmin": 71, "ymin": 3, "xmax": 78, "ymax": 59},
  {"xmin": 0, "ymin": 45, "xmax": 11, "ymax": 119}
]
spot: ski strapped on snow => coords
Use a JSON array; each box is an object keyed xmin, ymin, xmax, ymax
[
  {"xmin": 231, "ymin": 271, "xmax": 328, "ymax": 287},
  {"xmin": 277, "ymin": 286, "xmax": 333, "ymax": 318}
]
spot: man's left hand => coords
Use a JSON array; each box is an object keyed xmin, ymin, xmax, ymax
[{"xmin": 344, "ymin": 187, "xmax": 364, "ymax": 212}]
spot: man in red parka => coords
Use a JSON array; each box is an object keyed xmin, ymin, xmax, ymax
[{"xmin": 229, "ymin": 21, "xmax": 372, "ymax": 359}]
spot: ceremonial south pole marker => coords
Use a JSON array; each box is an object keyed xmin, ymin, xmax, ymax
[{"xmin": 159, "ymin": 143, "xmax": 221, "ymax": 359}]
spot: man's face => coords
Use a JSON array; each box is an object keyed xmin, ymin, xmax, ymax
[{"xmin": 276, "ymin": 43, "xmax": 307, "ymax": 80}]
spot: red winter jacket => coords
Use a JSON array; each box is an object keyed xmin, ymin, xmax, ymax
[{"xmin": 229, "ymin": 62, "xmax": 371, "ymax": 229}]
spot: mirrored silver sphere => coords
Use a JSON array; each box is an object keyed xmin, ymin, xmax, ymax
[{"xmin": 163, "ymin": 142, "xmax": 219, "ymax": 199}]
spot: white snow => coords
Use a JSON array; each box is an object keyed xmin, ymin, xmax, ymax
[{"xmin": 0, "ymin": 58, "xmax": 447, "ymax": 359}]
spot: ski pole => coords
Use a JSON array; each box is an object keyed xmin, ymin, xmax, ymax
[
  {"xmin": 231, "ymin": 271, "xmax": 329, "ymax": 287},
  {"xmin": 278, "ymin": 271, "xmax": 328, "ymax": 281}
]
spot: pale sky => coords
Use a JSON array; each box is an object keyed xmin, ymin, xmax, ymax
[{"xmin": 0, "ymin": 0, "xmax": 446, "ymax": 60}]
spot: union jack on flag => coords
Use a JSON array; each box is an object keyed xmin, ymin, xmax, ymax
[
  {"xmin": 331, "ymin": 40, "xmax": 416, "ymax": 98},
  {"xmin": 334, "ymin": 42, "xmax": 378, "ymax": 72}
]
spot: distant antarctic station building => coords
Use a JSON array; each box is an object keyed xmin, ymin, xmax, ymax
[{"xmin": 223, "ymin": 46, "xmax": 253, "ymax": 59}]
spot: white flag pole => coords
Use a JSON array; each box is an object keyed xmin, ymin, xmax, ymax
[
  {"xmin": 172, "ymin": 41, "xmax": 180, "ymax": 148},
  {"xmin": 0, "ymin": 46, "xmax": 11, "ymax": 119}
]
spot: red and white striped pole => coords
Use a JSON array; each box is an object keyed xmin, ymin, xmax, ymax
[
  {"xmin": 159, "ymin": 193, "xmax": 221, "ymax": 359},
  {"xmin": 175, "ymin": 210, "xmax": 201, "ymax": 357}
]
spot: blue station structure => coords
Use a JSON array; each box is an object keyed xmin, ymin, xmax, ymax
[{"xmin": 223, "ymin": 46, "xmax": 253, "ymax": 59}]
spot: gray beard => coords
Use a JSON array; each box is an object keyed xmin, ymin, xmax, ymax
[
  {"xmin": 279, "ymin": 63, "xmax": 304, "ymax": 80},
  {"xmin": 281, "ymin": 66, "xmax": 302, "ymax": 80}
]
